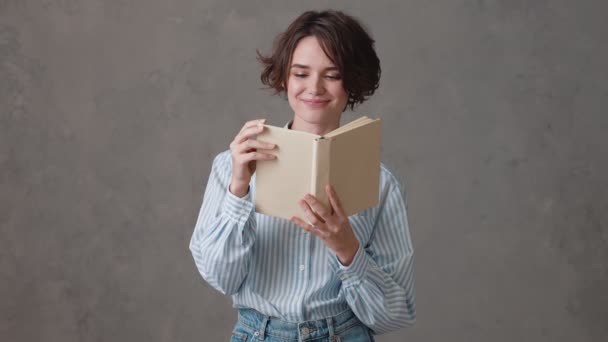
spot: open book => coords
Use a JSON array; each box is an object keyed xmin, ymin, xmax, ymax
[{"xmin": 254, "ymin": 116, "xmax": 381, "ymax": 220}]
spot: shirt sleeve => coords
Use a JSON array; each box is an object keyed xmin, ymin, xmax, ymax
[
  {"xmin": 189, "ymin": 152, "xmax": 256, "ymax": 295},
  {"xmin": 329, "ymin": 171, "xmax": 416, "ymax": 334}
]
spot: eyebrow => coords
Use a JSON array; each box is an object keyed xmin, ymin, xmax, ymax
[{"xmin": 290, "ymin": 64, "xmax": 339, "ymax": 71}]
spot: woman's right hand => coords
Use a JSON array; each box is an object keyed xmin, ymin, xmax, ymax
[{"xmin": 229, "ymin": 119, "xmax": 276, "ymax": 197}]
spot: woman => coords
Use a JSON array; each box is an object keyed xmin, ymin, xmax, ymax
[{"xmin": 190, "ymin": 10, "xmax": 416, "ymax": 341}]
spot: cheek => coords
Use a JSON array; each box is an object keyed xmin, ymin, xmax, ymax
[
  {"xmin": 330, "ymin": 84, "xmax": 348, "ymax": 103},
  {"xmin": 286, "ymin": 78, "xmax": 303, "ymax": 97},
  {"xmin": 286, "ymin": 79, "xmax": 301, "ymax": 110}
]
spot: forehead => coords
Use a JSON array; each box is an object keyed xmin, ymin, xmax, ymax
[{"xmin": 291, "ymin": 36, "xmax": 335, "ymax": 67}]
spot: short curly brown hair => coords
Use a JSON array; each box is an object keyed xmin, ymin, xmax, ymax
[{"xmin": 257, "ymin": 10, "xmax": 381, "ymax": 111}]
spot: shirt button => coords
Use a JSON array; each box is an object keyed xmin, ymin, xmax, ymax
[{"xmin": 299, "ymin": 265, "xmax": 305, "ymax": 271}]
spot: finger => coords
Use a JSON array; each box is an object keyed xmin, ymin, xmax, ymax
[
  {"xmin": 235, "ymin": 124, "xmax": 266, "ymax": 144},
  {"xmin": 236, "ymin": 119, "xmax": 265, "ymax": 141},
  {"xmin": 241, "ymin": 151, "xmax": 276, "ymax": 162},
  {"xmin": 239, "ymin": 118, "xmax": 266, "ymax": 134},
  {"xmin": 298, "ymin": 199, "xmax": 326, "ymax": 227},
  {"xmin": 235, "ymin": 139, "xmax": 276, "ymax": 154},
  {"xmin": 291, "ymin": 216, "xmax": 323, "ymax": 236},
  {"xmin": 304, "ymin": 194, "xmax": 331, "ymax": 221},
  {"xmin": 326, "ymin": 185, "xmax": 346, "ymax": 218},
  {"xmin": 235, "ymin": 118, "xmax": 268, "ymax": 143}
]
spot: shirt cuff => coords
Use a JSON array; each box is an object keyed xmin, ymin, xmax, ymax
[
  {"xmin": 331, "ymin": 244, "xmax": 369, "ymax": 288},
  {"xmin": 223, "ymin": 187, "xmax": 254, "ymax": 226}
]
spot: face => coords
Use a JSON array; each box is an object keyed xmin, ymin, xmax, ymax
[{"xmin": 286, "ymin": 36, "xmax": 349, "ymax": 128}]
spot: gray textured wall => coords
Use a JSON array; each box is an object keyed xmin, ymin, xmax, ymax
[{"xmin": 1, "ymin": 1, "xmax": 607, "ymax": 341}]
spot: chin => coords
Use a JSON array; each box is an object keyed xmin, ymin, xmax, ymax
[
  {"xmin": 300, "ymin": 104, "xmax": 340, "ymax": 117},
  {"xmin": 297, "ymin": 110, "xmax": 336, "ymax": 124}
]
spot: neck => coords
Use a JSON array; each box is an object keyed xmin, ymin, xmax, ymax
[{"xmin": 291, "ymin": 115, "xmax": 341, "ymax": 136}]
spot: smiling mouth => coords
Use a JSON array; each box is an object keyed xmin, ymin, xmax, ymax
[{"xmin": 302, "ymin": 99, "xmax": 330, "ymax": 103}]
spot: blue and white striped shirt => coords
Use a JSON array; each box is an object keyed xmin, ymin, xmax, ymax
[{"xmin": 189, "ymin": 150, "xmax": 416, "ymax": 334}]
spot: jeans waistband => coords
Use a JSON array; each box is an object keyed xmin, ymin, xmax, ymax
[{"xmin": 237, "ymin": 308, "xmax": 361, "ymax": 341}]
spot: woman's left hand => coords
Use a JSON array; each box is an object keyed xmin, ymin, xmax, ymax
[{"xmin": 291, "ymin": 184, "xmax": 359, "ymax": 266}]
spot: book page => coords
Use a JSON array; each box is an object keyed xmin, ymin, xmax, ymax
[
  {"xmin": 254, "ymin": 125, "xmax": 317, "ymax": 220},
  {"xmin": 324, "ymin": 116, "xmax": 372, "ymax": 138},
  {"xmin": 327, "ymin": 119, "xmax": 381, "ymax": 216}
]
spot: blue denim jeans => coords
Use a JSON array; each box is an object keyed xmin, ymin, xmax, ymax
[{"xmin": 230, "ymin": 308, "xmax": 375, "ymax": 342}]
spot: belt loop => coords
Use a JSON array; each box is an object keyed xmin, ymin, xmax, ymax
[
  {"xmin": 258, "ymin": 315, "xmax": 269, "ymax": 340},
  {"xmin": 327, "ymin": 316, "xmax": 335, "ymax": 340}
]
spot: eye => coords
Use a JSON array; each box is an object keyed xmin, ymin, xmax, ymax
[
  {"xmin": 325, "ymin": 74, "xmax": 341, "ymax": 80},
  {"xmin": 293, "ymin": 73, "xmax": 307, "ymax": 78}
]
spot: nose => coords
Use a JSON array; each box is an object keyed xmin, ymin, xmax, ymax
[{"xmin": 308, "ymin": 75, "xmax": 325, "ymax": 95}]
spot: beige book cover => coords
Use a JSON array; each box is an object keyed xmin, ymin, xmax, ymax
[{"xmin": 255, "ymin": 116, "xmax": 381, "ymax": 220}]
